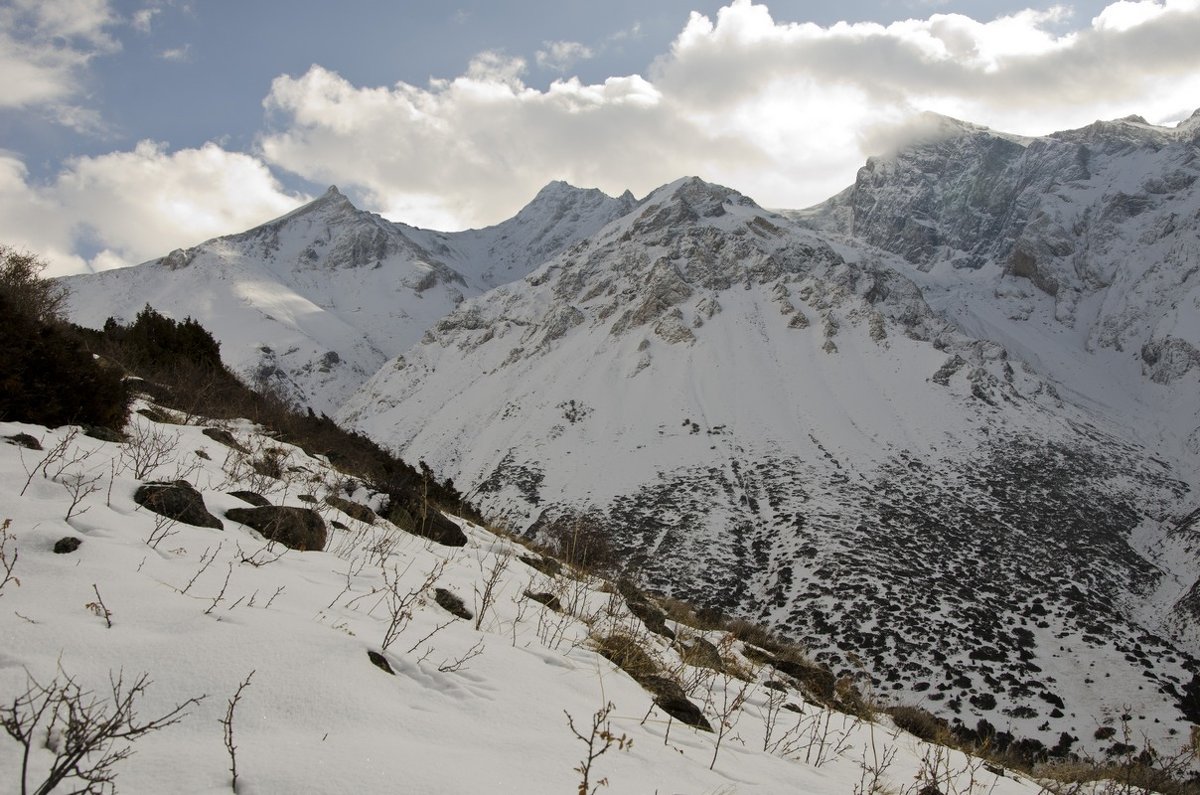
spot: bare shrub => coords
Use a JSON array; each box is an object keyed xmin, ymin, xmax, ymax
[
  {"xmin": 1, "ymin": 518, "xmax": 19, "ymax": 596},
  {"xmin": 1, "ymin": 667, "xmax": 204, "ymax": 795},
  {"xmin": 564, "ymin": 701, "xmax": 631, "ymax": 795},
  {"xmin": 474, "ymin": 548, "xmax": 513, "ymax": 631},
  {"xmin": 219, "ymin": 671, "xmax": 255, "ymax": 793},
  {"xmin": 119, "ymin": 423, "xmax": 181, "ymax": 480}
]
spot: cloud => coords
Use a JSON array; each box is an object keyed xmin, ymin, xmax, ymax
[
  {"xmin": 132, "ymin": 7, "xmax": 160, "ymax": 33},
  {"xmin": 0, "ymin": 142, "xmax": 305, "ymax": 277},
  {"xmin": 159, "ymin": 44, "xmax": 192, "ymax": 62},
  {"xmin": 255, "ymin": 0, "xmax": 1200, "ymax": 229},
  {"xmin": 260, "ymin": 57, "xmax": 764, "ymax": 230},
  {"xmin": 0, "ymin": 0, "xmax": 120, "ymax": 115},
  {"xmin": 536, "ymin": 41, "xmax": 596, "ymax": 72}
]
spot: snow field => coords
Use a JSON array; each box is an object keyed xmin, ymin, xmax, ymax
[{"xmin": 1, "ymin": 408, "xmax": 1046, "ymax": 794}]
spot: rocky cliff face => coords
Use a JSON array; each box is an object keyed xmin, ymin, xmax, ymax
[{"xmin": 805, "ymin": 111, "xmax": 1200, "ymax": 390}]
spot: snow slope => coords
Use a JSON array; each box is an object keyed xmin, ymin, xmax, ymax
[
  {"xmin": 0, "ymin": 409, "xmax": 1060, "ymax": 794},
  {"xmin": 61, "ymin": 183, "xmax": 634, "ymax": 416}
]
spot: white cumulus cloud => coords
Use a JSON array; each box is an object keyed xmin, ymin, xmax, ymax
[
  {"xmin": 536, "ymin": 40, "xmax": 596, "ymax": 72},
  {"xmin": 0, "ymin": 142, "xmax": 304, "ymax": 276},
  {"xmin": 0, "ymin": 0, "xmax": 120, "ymax": 118},
  {"xmin": 257, "ymin": 0, "xmax": 1200, "ymax": 230}
]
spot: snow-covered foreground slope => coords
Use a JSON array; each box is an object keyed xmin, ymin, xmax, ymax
[
  {"xmin": 61, "ymin": 182, "xmax": 634, "ymax": 416},
  {"xmin": 341, "ymin": 177, "xmax": 1199, "ymax": 758},
  {"xmin": 2, "ymin": 410, "xmax": 1061, "ymax": 794}
]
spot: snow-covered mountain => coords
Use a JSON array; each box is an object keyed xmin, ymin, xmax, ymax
[
  {"xmin": 339, "ymin": 165, "xmax": 1199, "ymax": 755},
  {"xmin": 57, "ymin": 110, "xmax": 1200, "ymax": 759},
  {"xmin": 62, "ymin": 182, "xmax": 634, "ymax": 415}
]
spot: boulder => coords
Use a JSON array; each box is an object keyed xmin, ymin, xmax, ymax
[
  {"xmin": 226, "ymin": 506, "xmax": 326, "ymax": 551},
  {"xmin": 524, "ymin": 591, "xmax": 564, "ymax": 611},
  {"xmin": 326, "ymin": 495, "xmax": 377, "ymax": 524},
  {"xmin": 53, "ymin": 537, "xmax": 82, "ymax": 554},
  {"xmin": 228, "ymin": 490, "xmax": 271, "ymax": 507},
  {"xmin": 5, "ymin": 433, "xmax": 41, "ymax": 450},
  {"xmin": 202, "ymin": 427, "xmax": 248, "ymax": 453},
  {"xmin": 387, "ymin": 500, "xmax": 466, "ymax": 547},
  {"xmin": 134, "ymin": 481, "xmax": 223, "ymax": 529}
]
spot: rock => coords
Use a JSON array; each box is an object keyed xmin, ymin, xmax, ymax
[
  {"xmin": 325, "ymin": 495, "xmax": 378, "ymax": 525},
  {"xmin": 519, "ymin": 554, "xmax": 562, "ymax": 577},
  {"xmin": 225, "ymin": 506, "xmax": 326, "ymax": 551},
  {"xmin": 53, "ymin": 537, "xmax": 82, "ymax": 554},
  {"xmin": 83, "ymin": 425, "xmax": 125, "ymax": 443},
  {"xmin": 523, "ymin": 591, "xmax": 563, "ymax": 611},
  {"xmin": 202, "ymin": 427, "xmax": 248, "ymax": 453},
  {"xmin": 5, "ymin": 433, "xmax": 41, "ymax": 450},
  {"xmin": 134, "ymin": 481, "xmax": 223, "ymax": 529},
  {"xmin": 228, "ymin": 490, "xmax": 270, "ymax": 507},
  {"xmin": 367, "ymin": 650, "xmax": 394, "ymax": 675},
  {"xmin": 680, "ymin": 637, "xmax": 724, "ymax": 671},
  {"xmin": 387, "ymin": 500, "xmax": 467, "ymax": 546},
  {"xmin": 297, "ymin": 494, "xmax": 316, "ymax": 503},
  {"xmin": 616, "ymin": 580, "xmax": 675, "ymax": 639},
  {"xmin": 642, "ymin": 675, "xmax": 713, "ymax": 731},
  {"xmin": 136, "ymin": 407, "xmax": 176, "ymax": 424},
  {"xmin": 434, "ymin": 588, "xmax": 473, "ymax": 620}
]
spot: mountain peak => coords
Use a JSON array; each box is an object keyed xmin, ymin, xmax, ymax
[{"xmin": 643, "ymin": 176, "xmax": 757, "ymax": 216}]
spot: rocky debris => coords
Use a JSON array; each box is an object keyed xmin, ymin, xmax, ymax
[
  {"xmin": 225, "ymin": 506, "xmax": 326, "ymax": 551},
  {"xmin": 134, "ymin": 481, "xmax": 223, "ymax": 529}
]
